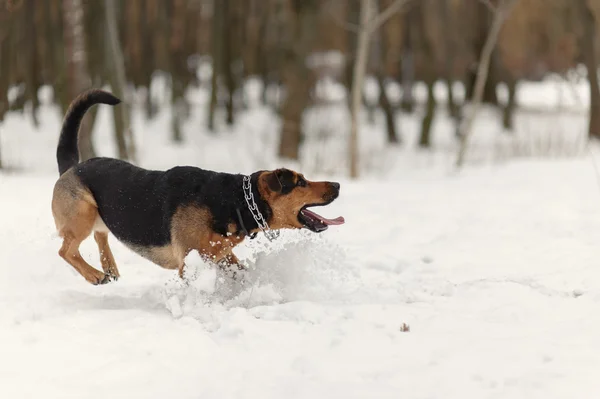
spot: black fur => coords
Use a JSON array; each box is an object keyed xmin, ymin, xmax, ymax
[
  {"xmin": 75, "ymin": 158, "xmax": 272, "ymax": 247},
  {"xmin": 57, "ymin": 89, "xmax": 121, "ymax": 176},
  {"xmin": 267, "ymin": 168, "xmax": 298, "ymax": 195}
]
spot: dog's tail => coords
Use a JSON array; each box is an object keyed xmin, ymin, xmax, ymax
[{"xmin": 57, "ymin": 89, "xmax": 121, "ymax": 175}]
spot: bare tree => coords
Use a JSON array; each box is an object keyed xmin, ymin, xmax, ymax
[
  {"xmin": 577, "ymin": 0, "xmax": 600, "ymax": 140},
  {"xmin": 278, "ymin": 0, "xmax": 319, "ymax": 160},
  {"xmin": 465, "ymin": 0, "xmax": 502, "ymax": 107},
  {"xmin": 63, "ymin": 0, "xmax": 95, "ymax": 161},
  {"xmin": 350, "ymin": 0, "xmax": 414, "ymax": 178},
  {"xmin": 455, "ymin": 0, "xmax": 518, "ymax": 168},
  {"xmin": 400, "ymin": 6, "xmax": 416, "ymax": 113},
  {"xmin": 349, "ymin": 0, "xmax": 375, "ymax": 178},
  {"xmin": 502, "ymin": 78, "xmax": 517, "ymax": 130},
  {"xmin": 441, "ymin": 0, "xmax": 459, "ymax": 119},
  {"xmin": 208, "ymin": 0, "xmax": 223, "ymax": 132},
  {"xmin": 105, "ymin": 0, "xmax": 136, "ymax": 162},
  {"xmin": 419, "ymin": 81, "xmax": 436, "ymax": 148},
  {"xmin": 377, "ymin": 74, "xmax": 399, "ymax": 143},
  {"xmin": 222, "ymin": 0, "xmax": 235, "ymax": 126}
]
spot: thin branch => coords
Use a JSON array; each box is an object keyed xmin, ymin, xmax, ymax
[
  {"xmin": 349, "ymin": 0, "xmax": 376, "ymax": 178},
  {"xmin": 325, "ymin": 0, "xmax": 416, "ymax": 35},
  {"xmin": 456, "ymin": 0, "xmax": 518, "ymax": 168}
]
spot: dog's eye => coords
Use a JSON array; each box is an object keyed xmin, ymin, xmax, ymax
[{"xmin": 297, "ymin": 178, "xmax": 307, "ymax": 187}]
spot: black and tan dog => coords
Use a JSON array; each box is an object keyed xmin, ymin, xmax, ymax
[{"xmin": 51, "ymin": 89, "xmax": 344, "ymax": 285}]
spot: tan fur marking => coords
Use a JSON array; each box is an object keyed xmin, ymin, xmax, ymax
[
  {"xmin": 171, "ymin": 205, "xmax": 246, "ymax": 278},
  {"xmin": 93, "ymin": 232, "xmax": 120, "ymax": 279}
]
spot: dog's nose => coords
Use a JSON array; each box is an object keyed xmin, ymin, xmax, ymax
[{"xmin": 331, "ymin": 182, "xmax": 340, "ymax": 191}]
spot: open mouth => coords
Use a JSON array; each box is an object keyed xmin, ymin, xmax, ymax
[{"xmin": 298, "ymin": 204, "xmax": 345, "ymax": 233}]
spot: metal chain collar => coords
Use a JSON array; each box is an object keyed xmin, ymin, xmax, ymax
[{"xmin": 242, "ymin": 175, "xmax": 280, "ymax": 241}]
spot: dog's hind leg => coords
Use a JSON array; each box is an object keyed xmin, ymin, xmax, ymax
[
  {"xmin": 52, "ymin": 171, "xmax": 111, "ymax": 285},
  {"xmin": 59, "ymin": 232, "xmax": 111, "ymax": 285},
  {"xmin": 94, "ymin": 232, "xmax": 120, "ymax": 281},
  {"xmin": 56, "ymin": 206, "xmax": 111, "ymax": 285}
]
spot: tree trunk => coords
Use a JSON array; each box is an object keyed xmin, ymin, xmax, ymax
[
  {"xmin": 419, "ymin": 81, "xmax": 436, "ymax": 148},
  {"xmin": 400, "ymin": 9, "xmax": 415, "ymax": 113},
  {"xmin": 579, "ymin": 0, "xmax": 600, "ymax": 140},
  {"xmin": 502, "ymin": 79, "xmax": 517, "ymax": 131},
  {"xmin": 105, "ymin": 0, "xmax": 133, "ymax": 161},
  {"xmin": 0, "ymin": 19, "xmax": 10, "ymax": 125},
  {"xmin": 0, "ymin": 37, "xmax": 5, "ymax": 168},
  {"xmin": 441, "ymin": 0, "xmax": 459, "ymax": 119},
  {"xmin": 170, "ymin": 0, "xmax": 187, "ymax": 143},
  {"xmin": 208, "ymin": 0, "xmax": 223, "ymax": 132},
  {"xmin": 63, "ymin": 0, "xmax": 96, "ymax": 161},
  {"xmin": 278, "ymin": 0, "xmax": 319, "ymax": 160},
  {"xmin": 465, "ymin": 1, "xmax": 500, "ymax": 106},
  {"xmin": 344, "ymin": 0, "xmax": 360, "ymax": 107},
  {"xmin": 171, "ymin": 82, "xmax": 185, "ymax": 143},
  {"xmin": 222, "ymin": 0, "xmax": 235, "ymax": 126},
  {"xmin": 456, "ymin": 0, "xmax": 517, "ymax": 168},
  {"xmin": 258, "ymin": 11, "xmax": 270, "ymax": 105},
  {"xmin": 257, "ymin": 3, "xmax": 270, "ymax": 106},
  {"xmin": 349, "ymin": 0, "xmax": 375, "ymax": 178},
  {"xmin": 25, "ymin": 0, "xmax": 40, "ymax": 128},
  {"xmin": 375, "ymin": 0, "xmax": 399, "ymax": 144},
  {"xmin": 377, "ymin": 73, "xmax": 399, "ymax": 144}
]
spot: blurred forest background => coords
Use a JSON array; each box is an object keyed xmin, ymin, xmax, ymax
[{"xmin": 1, "ymin": 0, "xmax": 600, "ymax": 177}]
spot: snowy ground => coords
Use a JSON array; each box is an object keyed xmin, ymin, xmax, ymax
[{"xmin": 1, "ymin": 79, "xmax": 600, "ymax": 398}]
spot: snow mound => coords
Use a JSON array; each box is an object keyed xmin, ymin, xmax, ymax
[{"xmin": 161, "ymin": 232, "xmax": 357, "ymax": 324}]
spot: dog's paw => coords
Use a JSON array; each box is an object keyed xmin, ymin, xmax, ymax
[
  {"xmin": 107, "ymin": 271, "xmax": 120, "ymax": 282},
  {"xmin": 98, "ymin": 273, "xmax": 118, "ymax": 285}
]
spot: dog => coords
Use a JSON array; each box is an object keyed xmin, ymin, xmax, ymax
[{"xmin": 51, "ymin": 89, "xmax": 344, "ymax": 285}]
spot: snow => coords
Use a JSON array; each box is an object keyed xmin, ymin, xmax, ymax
[{"xmin": 1, "ymin": 79, "xmax": 600, "ymax": 398}]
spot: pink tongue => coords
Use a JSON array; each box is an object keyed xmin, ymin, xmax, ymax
[{"xmin": 301, "ymin": 208, "xmax": 345, "ymax": 225}]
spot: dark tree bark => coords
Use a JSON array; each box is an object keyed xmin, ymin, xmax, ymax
[
  {"xmin": 257, "ymin": 1, "xmax": 270, "ymax": 105},
  {"xmin": 466, "ymin": 1, "xmax": 500, "ymax": 106},
  {"xmin": 400, "ymin": 8, "xmax": 415, "ymax": 113},
  {"xmin": 374, "ymin": 0, "xmax": 399, "ymax": 143},
  {"xmin": 208, "ymin": 0, "xmax": 223, "ymax": 132},
  {"xmin": 344, "ymin": 0, "xmax": 360, "ymax": 107},
  {"xmin": 25, "ymin": 0, "xmax": 40, "ymax": 127},
  {"xmin": 222, "ymin": 0, "xmax": 235, "ymax": 125},
  {"xmin": 456, "ymin": 0, "xmax": 517, "ymax": 167},
  {"xmin": 105, "ymin": 0, "xmax": 132, "ymax": 161},
  {"xmin": 0, "ymin": 12, "xmax": 11, "ymax": 127},
  {"xmin": 578, "ymin": 0, "xmax": 600, "ymax": 140},
  {"xmin": 63, "ymin": 0, "xmax": 96, "ymax": 161},
  {"xmin": 441, "ymin": 0, "xmax": 459, "ymax": 119},
  {"xmin": 377, "ymin": 73, "xmax": 399, "ymax": 143},
  {"xmin": 419, "ymin": 81, "xmax": 436, "ymax": 148},
  {"xmin": 170, "ymin": 0, "xmax": 187, "ymax": 143},
  {"xmin": 502, "ymin": 79, "xmax": 517, "ymax": 131},
  {"xmin": 0, "ymin": 34, "xmax": 4, "ymax": 165},
  {"xmin": 278, "ymin": 0, "xmax": 319, "ymax": 160}
]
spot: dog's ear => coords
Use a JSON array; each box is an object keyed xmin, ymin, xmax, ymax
[{"xmin": 265, "ymin": 170, "xmax": 283, "ymax": 193}]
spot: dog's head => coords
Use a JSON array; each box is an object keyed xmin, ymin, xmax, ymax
[{"xmin": 256, "ymin": 168, "xmax": 344, "ymax": 233}]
